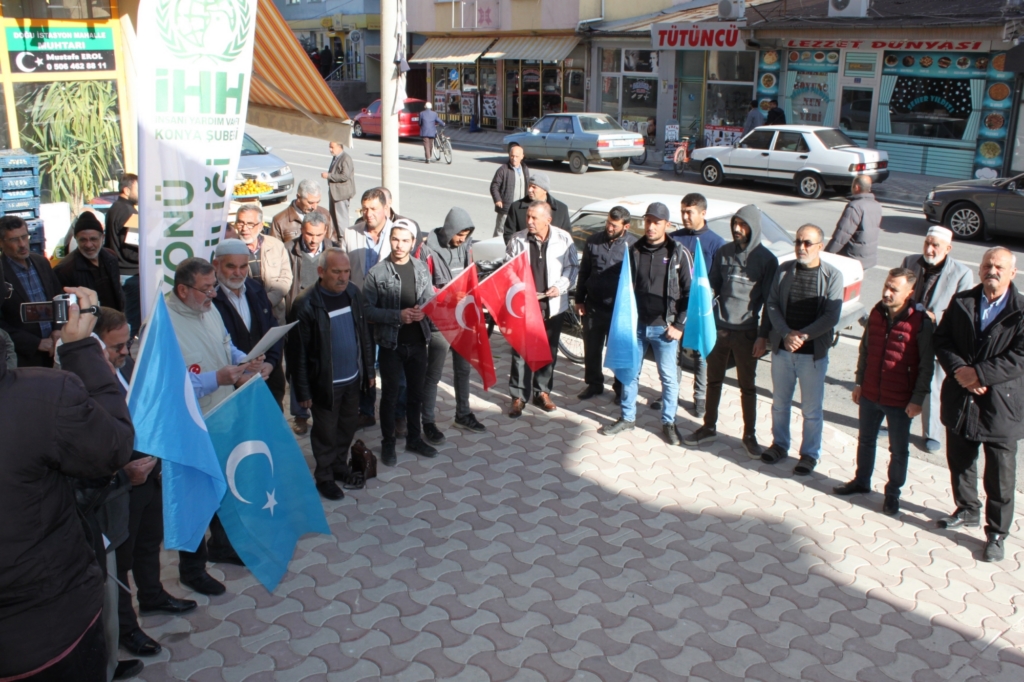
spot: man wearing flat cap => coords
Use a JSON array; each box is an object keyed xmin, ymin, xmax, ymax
[
  {"xmin": 502, "ymin": 171, "xmax": 571, "ymax": 243},
  {"xmin": 55, "ymin": 211, "xmax": 125, "ymax": 312},
  {"xmin": 0, "ymin": 215, "xmax": 63, "ymax": 367},
  {"xmin": 899, "ymin": 226, "xmax": 973, "ymax": 452}
]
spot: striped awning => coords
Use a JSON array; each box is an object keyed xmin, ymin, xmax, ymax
[
  {"xmin": 483, "ymin": 36, "xmax": 579, "ymax": 62},
  {"xmin": 248, "ymin": 0, "xmax": 351, "ymax": 145},
  {"xmin": 409, "ymin": 37, "xmax": 495, "ymax": 63}
]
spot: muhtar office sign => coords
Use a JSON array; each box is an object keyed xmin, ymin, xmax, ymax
[
  {"xmin": 6, "ymin": 26, "xmax": 116, "ymax": 74},
  {"xmin": 652, "ymin": 22, "xmax": 746, "ymax": 51}
]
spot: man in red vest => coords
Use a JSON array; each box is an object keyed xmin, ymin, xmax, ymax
[{"xmin": 833, "ymin": 267, "xmax": 935, "ymax": 516}]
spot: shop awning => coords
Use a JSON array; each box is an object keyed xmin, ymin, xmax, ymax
[
  {"xmin": 483, "ymin": 36, "xmax": 579, "ymax": 62},
  {"xmin": 248, "ymin": 0, "xmax": 352, "ymax": 145},
  {"xmin": 409, "ymin": 37, "xmax": 495, "ymax": 63}
]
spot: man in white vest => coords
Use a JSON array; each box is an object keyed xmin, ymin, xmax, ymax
[{"xmin": 165, "ymin": 257, "xmax": 264, "ymax": 596}]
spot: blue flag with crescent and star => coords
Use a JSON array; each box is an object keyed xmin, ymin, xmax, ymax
[
  {"xmin": 205, "ymin": 377, "xmax": 330, "ymax": 592},
  {"xmin": 604, "ymin": 241, "xmax": 642, "ymax": 384},
  {"xmin": 683, "ymin": 240, "xmax": 717, "ymax": 359},
  {"xmin": 127, "ymin": 294, "xmax": 226, "ymax": 552}
]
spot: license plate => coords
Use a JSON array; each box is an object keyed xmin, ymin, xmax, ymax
[
  {"xmin": 613, "ymin": 139, "xmax": 632, "ymax": 147},
  {"xmin": 412, "ymin": 117, "xmax": 419, "ymax": 122}
]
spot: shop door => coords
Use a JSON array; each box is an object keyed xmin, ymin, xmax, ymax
[
  {"xmin": 545, "ymin": 116, "xmax": 576, "ymax": 160},
  {"xmin": 838, "ymin": 87, "xmax": 874, "ymax": 141},
  {"xmin": 727, "ymin": 129, "xmax": 775, "ymax": 177}
]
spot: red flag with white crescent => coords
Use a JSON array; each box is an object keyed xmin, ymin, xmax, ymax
[
  {"xmin": 474, "ymin": 251, "xmax": 553, "ymax": 372},
  {"xmin": 421, "ymin": 265, "xmax": 497, "ymax": 391}
]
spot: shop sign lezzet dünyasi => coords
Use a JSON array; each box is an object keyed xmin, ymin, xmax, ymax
[
  {"xmin": 785, "ymin": 39, "xmax": 988, "ymax": 52},
  {"xmin": 651, "ymin": 22, "xmax": 746, "ymax": 51},
  {"xmin": 7, "ymin": 26, "xmax": 116, "ymax": 74}
]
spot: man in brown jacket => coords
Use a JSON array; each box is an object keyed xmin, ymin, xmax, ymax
[{"xmin": 270, "ymin": 179, "xmax": 336, "ymax": 244}]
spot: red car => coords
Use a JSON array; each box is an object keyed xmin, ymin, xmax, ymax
[{"xmin": 352, "ymin": 98, "xmax": 427, "ymax": 138}]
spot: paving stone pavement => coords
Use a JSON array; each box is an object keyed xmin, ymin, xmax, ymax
[{"xmin": 132, "ymin": 338, "xmax": 1024, "ymax": 681}]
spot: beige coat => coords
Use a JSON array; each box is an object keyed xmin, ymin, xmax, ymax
[
  {"xmin": 256, "ymin": 234, "xmax": 293, "ymax": 324},
  {"xmin": 165, "ymin": 293, "xmax": 235, "ymax": 412}
]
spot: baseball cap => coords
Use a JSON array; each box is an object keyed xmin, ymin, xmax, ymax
[{"xmin": 644, "ymin": 202, "xmax": 670, "ymax": 222}]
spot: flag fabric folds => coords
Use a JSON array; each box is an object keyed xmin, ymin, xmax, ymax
[
  {"xmin": 475, "ymin": 252, "xmax": 553, "ymax": 371},
  {"xmin": 683, "ymin": 240, "xmax": 717, "ymax": 360},
  {"xmin": 604, "ymin": 241, "xmax": 642, "ymax": 384},
  {"xmin": 421, "ymin": 265, "xmax": 497, "ymax": 390},
  {"xmin": 205, "ymin": 377, "xmax": 330, "ymax": 592},
  {"xmin": 127, "ymin": 295, "xmax": 226, "ymax": 552}
]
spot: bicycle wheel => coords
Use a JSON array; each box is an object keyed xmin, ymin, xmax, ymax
[
  {"xmin": 558, "ymin": 305, "xmax": 584, "ymax": 364},
  {"xmin": 442, "ymin": 139, "xmax": 453, "ymax": 164},
  {"xmin": 431, "ymin": 138, "xmax": 442, "ymax": 161}
]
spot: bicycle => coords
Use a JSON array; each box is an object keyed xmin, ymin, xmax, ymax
[
  {"xmin": 558, "ymin": 302, "xmax": 584, "ymax": 364},
  {"xmin": 431, "ymin": 130, "xmax": 453, "ymax": 164}
]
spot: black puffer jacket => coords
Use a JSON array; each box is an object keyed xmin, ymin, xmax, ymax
[
  {"xmin": 0, "ymin": 337, "xmax": 134, "ymax": 676},
  {"xmin": 934, "ymin": 283, "xmax": 1024, "ymax": 442},
  {"xmin": 575, "ymin": 230, "xmax": 638, "ymax": 315},
  {"xmin": 628, "ymin": 237, "xmax": 693, "ymax": 331}
]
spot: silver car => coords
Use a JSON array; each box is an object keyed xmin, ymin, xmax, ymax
[
  {"xmin": 502, "ymin": 113, "xmax": 644, "ymax": 175},
  {"xmin": 236, "ymin": 133, "xmax": 294, "ymax": 204}
]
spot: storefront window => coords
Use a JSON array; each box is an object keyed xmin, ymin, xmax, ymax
[
  {"xmin": 839, "ymin": 88, "xmax": 873, "ymax": 133},
  {"xmin": 707, "ymin": 51, "xmax": 755, "ymax": 82},
  {"xmin": 522, "ymin": 63, "xmax": 541, "ymax": 122},
  {"xmin": 601, "ymin": 76, "xmax": 620, "ymax": 120},
  {"xmin": 887, "ymin": 76, "xmax": 971, "ymax": 139},
  {"xmin": 1, "ymin": 0, "xmax": 110, "ymax": 19},
  {"xmin": 704, "ymin": 50, "xmax": 755, "ymax": 147},
  {"xmin": 601, "ymin": 49, "xmax": 620, "ymax": 72},
  {"xmin": 541, "ymin": 66, "xmax": 561, "ymax": 115},
  {"xmin": 622, "ymin": 76, "xmax": 656, "ymax": 133},
  {"xmin": 433, "ymin": 65, "xmax": 447, "ymax": 111},
  {"xmin": 784, "ymin": 51, "xmax": 839, "ymax": 127},
  {"xmin": 480, "ymin": 64, "xmax": 498, "ymax": 124},
  {"xmin": 624, "ymin": 50, "xmax": 658, "ymax": 73},
  {"xmin": 505, "ymin": 67, "xmax": 520, "ymax": 128},
  {"xmin": 704, "ymin": 83, "xmax": 751, "ymax": 128}
]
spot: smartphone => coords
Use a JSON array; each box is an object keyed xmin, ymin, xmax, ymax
[{"xmin": 20, "ymin": 294, "xmax": 76, "ymax": 325}]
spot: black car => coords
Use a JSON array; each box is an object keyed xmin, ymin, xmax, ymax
[{"xmin": 923, "ymin": 172, "xmax": 1024, "ymax": 240}]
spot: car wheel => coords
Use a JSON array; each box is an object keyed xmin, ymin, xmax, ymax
[
  {"xmin": 610, "ymin": 157, "xmax": 630, "ymax": 171},
  {"xmin": 353, "ymin": 123, "xmax": 363, "ymax": 138},
  {"xmin": 796, "ymin": 172, "xmax": 824, "ymax": 199},
  {"xmin": 701, "ymin": 161, "xmax": 723, "ymax": 185},
  {"xmin": 945, "ymin": 202, "xmax": 984, "ymax": 240},
  {"xmin": 569, "ymin": 152, "xmax": 589, "ymax": 174}
]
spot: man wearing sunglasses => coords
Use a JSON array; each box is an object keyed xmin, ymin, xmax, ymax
[{"xmin": 763, "ymin": 224, "xmax": 843, "ymax": 476}]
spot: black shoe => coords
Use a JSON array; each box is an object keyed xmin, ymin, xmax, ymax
[
  {"xmin": 114, "ymin": 659, "xmax": 144, "ymax": 680},
  {"xmin": 395, "ymin": 416, "xmax": 408, "ymax": 438},
  {"xmin": 760, "ymin": 444, "xmax": 788, "ymax": 464},
  {"xmin": 983, "ymin": 534, "xmax": 1006, "ymax": 562},
  {"xmin": 683, "ymin": 426, "xmax": 717, "ymax": 446},
  {"xmin": 381, "ymin": 441, "xmax": 397, "ymax": 467},
  {"xmin": 938, "ymin": 509, "xmax": 981, "ymax": 529},
  {"xmin": 577, "ymin": 385, "xmax": 604, "ymax": 400},
  {"xmin": 120, "ymin": 628, "xmax": 161, "ymax": 656},
  {"xmin": 207, "ymin": 549, "xmax": 244, "ymax": 566},
  {"xmin": 663, "ymin": 423, "xmax": 681, "ymax": 446},
  {"xmin": 793, "ymin": 456, "xmax": 818, "ymax": 476},
  {"xmin": 334, "ymin": 469, "xmax": 365, "ymax": 490},
  {"xmin": 693, "ymin": 399, "xmax": 706, "ymax": 418},
  {"xmin": 422, "ymin": 422, "xmax": 446, "ymax": 445},
  {"xmin": 317, "ymin": 480, "xmax": 344, "ymax": 501},
  {"xmin": 882, "ymin": 495, "xmax": 900, "ymax": 516},
  {"xmin": 406, "ymin": 438, "xmax": 438, "ymax": 458},
  {"xmin": 180, "ymin": 572, "xmax": 226, "ymax": 596},
  {"xmin": 454, "ymin": 414, "xmax": 487, "ymax": 433},
  {"xmin": 602, "ymin": 419, "xmax": 635, "ymax": 436},
  {"xmin": 833, "ymin": 481, "xmax": 870, "ymax": 496},
  {"xmin": 138, "ymin": 595, "xmax": 198, "ymax": 615},
  {"xmin": 650, "ymin": 400, "xmax": 663, "ymax": 410},
  {"xmin": 742, "ymin": 435, "xmax": 763, "ymax": 459}
]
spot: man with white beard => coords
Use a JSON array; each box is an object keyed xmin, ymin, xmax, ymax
[{"xmin": 900, "ymin": 226, "xmax": 974, "ymax": 452}]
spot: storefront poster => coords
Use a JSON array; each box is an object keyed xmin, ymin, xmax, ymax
[
  {"xmin": 786, "ymin": 51, "xmax": 838, "ymax": 126},
  {"xmin": 974, "ymin": 53, "xmax": 1013, "ymax": 177},
  {"xmin": 786, "ymin": 50, "xmax": 840, "ymax": 73},
  {"xmin": 704, "ymin": 125, "xmax": 743, "ymax": 147},
  {"xmin": 756, "ymin": 50, "xmax": 780, "ymax": 111},
  {"xmin": 482, "ymin": 95, "xmax": 498, "ymax": 118},
  {"xmin": 7, "ymin": 26, "xmax": 116, "ymax": 74},
  {"xmin": 137, "ymin": 0, "xmax": 258, "ymax": 315},
  {"xmin": 881, "ymin": 52, "xmax": 991, "ymax": 79}
]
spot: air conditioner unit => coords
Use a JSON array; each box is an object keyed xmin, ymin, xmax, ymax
[
  {"xmin": 718, "ymin": 0, "xmax": 745, "ymax": 21},
  {"xmin": 828, "ymin": 0, "xmax": 870, "ymax": 17}
]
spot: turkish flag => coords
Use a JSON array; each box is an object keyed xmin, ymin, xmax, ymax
[
  {"xmin": 421, "ymin": 265, "xmax": 497, "ymax": 391},
  {"xmin": 475, "ymin": 251, "xmax": 553, "ymax": 372}
]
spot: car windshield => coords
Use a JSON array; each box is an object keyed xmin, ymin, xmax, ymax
[
  {"xmin": 578, "ymin": 115, "xmax": 623, "ymax": 132},
  {"xmin": 814, "ymin": 128, "xmax": 858, "ymax": 149},
  {"xmin": 241, "ymin": 134, "xmax": 266, "ymax": 156},
  {"xmin": 404, "ymin": 101, "xmax": 427, "ymax": 114}
]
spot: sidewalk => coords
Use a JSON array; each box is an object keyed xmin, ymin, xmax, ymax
[{"xmin": 134, "ymin": 338, "xmax": 1024, "ymax": 681}]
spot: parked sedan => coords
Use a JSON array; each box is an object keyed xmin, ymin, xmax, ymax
[
  {"xmin": 237, "ymin": 133, "xmax": 294, "ymax": 204},
  {"xmin": 502, "ymin": 113, "xmax": 644, "ymax": 174},
  {"xmin": 689, "ymin": 125, "xmax": 888, "ymax": 199},
  {"xmin": 923, "ymin": 172, "xmax": 1024, "ymax": 240},
  {"xmin": 352, "ymin": 98, "xmax": 426, "ymax": 138}
]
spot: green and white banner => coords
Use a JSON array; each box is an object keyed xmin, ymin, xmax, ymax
[{"xmin": 137, "ymin": 0, "xmax": 258, "ymax": 314}]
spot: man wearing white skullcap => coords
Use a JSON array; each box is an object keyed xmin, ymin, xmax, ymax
[{"xmin": 900, "ymin": 225, "xmax": 973, "ymax": 452}]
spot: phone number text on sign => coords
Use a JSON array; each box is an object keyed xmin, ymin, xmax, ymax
[{"xmin": 10, "ymin": 50, "xmax": 116, "ymax": 73}]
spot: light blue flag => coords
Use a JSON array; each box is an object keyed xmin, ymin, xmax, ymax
[
  {"xmin": 604, "ymin": 241, "xmax": 642, "ymax": 385},
  {"xmin": 127, "ymin": 295, "xmax": 226, "ymax": 551},
  {"xmin": 205, "ymin": 377, "xmax": 330, "ymax": 592},
  {"xmin": 683, "ymin": 240, "xmax": 717, "ymax": 360}
]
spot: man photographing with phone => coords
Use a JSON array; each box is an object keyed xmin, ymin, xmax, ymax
[{"xmin": 1, "ymin": 277, "xmax": 136, "ymax": 681}]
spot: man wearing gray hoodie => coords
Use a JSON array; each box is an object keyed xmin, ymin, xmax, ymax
[
  {"xmin": 684, "ymin": 205, "xmax": 778, "ymax": 457},
  {"xmin": 420, "ymin": 208, "xmax": 489, "ymax": 444}
]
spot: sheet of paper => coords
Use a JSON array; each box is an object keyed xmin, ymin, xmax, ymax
[{"xmin": 239, "ymin": 322, "xmax": 297, "ymax": 363}]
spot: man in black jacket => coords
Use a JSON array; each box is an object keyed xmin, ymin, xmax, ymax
[
  {"xmin": 0, "ymin": 215, "xmax": 63, "ymax": 367},
  {"xmin": 933, "ymin": 247, "xmax": 1024, "ymax": 562},
  {"xmin": 104, "ymin": 173, "xmax": 140, "ymax": 333},
  {"xmin": 766, "ymin": 100, "xmax": 786, "ymax": 125},
  {"xmin": 54, "ymin": 211, "xmax": 125, "ymax": 311},
  {"xmin": 0, "ymin": 281, "xmax": 134, "ymax": 681},
  {"xmin": 575, "ymin": 205, "xmax": 636, "ymax": 401},
  {"xmin": 503, "ymin": 171, "xmax": 570, "ymax": 243},
  {"xmin": 489, "ymin": 143, "xmax": 530, "ymax": 238},
  {"xmin": 288, "ymin": 248, "xmax": 375, "ymax": 500}
]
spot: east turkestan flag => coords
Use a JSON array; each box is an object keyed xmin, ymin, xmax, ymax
[
  {"xmin": 683, "ymin": 240, "xmax": 716, "ymax": 360},
  {"xmin": 604, "ymin": 241, "xmax": 642, "ymax": 384}
]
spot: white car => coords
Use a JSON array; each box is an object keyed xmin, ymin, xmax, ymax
[
  {"xmin": 568, "ymin": 194, "xmax": 866, "ymax": 335},
  {"xmin": 688, "ymin": 126, "xmax": 889, "ymax": 199}
]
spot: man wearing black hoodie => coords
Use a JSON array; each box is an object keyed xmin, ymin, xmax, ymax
[
  {"xmin": 683, "ymin": 205, "xmax": 778, "ymax": 457},
  {"xmin": 420, "ymin": 208, "xmax": 488, "ymax": 443},
  {"xmin": 502, "ymin": 171, "xmax": 571, "ymax": 243}
]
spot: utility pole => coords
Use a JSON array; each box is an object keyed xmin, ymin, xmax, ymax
[{"xmin": 380, "ymin": 0, "xmax": 401, "ymax": 212}]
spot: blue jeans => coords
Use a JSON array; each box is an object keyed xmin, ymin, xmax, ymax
[
  {"xmin": 621, "ymin": 326, "xmax": 680, "ymax": 424},
  {"xmin": 854, "ymin": 396, "xmax": 912, "ymax": 497},
  {"xmin": 770, "ymin": 350, "xmax": 828, "ymax": 460}
]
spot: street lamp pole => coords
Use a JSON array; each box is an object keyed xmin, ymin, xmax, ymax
[{"xmin": 380, "ymin": 0, "xmax": 401, "ymax": 212}]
